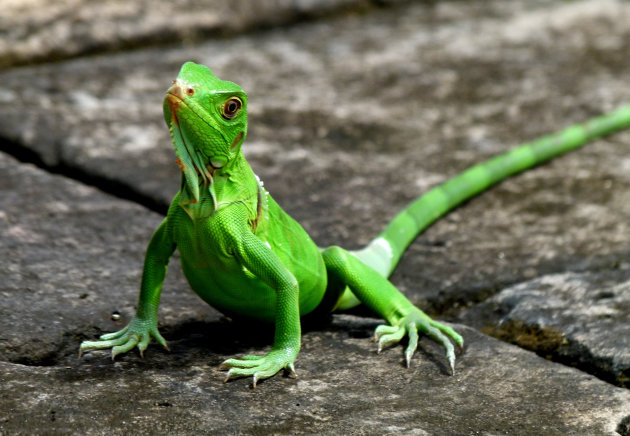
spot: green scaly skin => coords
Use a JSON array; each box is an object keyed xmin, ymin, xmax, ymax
[{"xmin": 79, "ymin": 62, "xmax": 630, "ymax": 386}]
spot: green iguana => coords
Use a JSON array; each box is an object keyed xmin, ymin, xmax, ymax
[{"xmin": 79, "ymin": 62, "xmax": 630, "ymax": 386}]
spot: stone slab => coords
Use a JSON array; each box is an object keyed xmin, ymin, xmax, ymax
[
  {"xmin": 1, "ymin": 2, "xmax": 630, "ymax": 431},
  {"xmin": 1, "ymin": 145, "xmax": 629, "ymax": 435},
  {"xmin": 1, "ymin": 321, "xmax": 629, "ymax": 435},
  {"xmin": 0, "ymin": 151, "xmax": 209, "ymax": 365},
  {"xmin": 1, "ymin": 0, "xmax": 630, "ymax": 313},
  {"xmin": 460, "ymin": 269, "xmax": 630, "ymax": 388}
]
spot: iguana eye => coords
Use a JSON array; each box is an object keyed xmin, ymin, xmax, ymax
[{"xmin": 222, "ymin": 97, "xmax": 242, "ymax": 119}]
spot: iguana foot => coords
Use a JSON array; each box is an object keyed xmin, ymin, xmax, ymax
[
  {"xmin": 374, "ymin": 308, "xmax": 463, "ymax": 374},
  {"xmin": 219, "ymin": 349, "xmax": 298, "ymax": 387},
  {"xmin": 79, "ymin": 315, "xmax": 169, "ymax": 359}
]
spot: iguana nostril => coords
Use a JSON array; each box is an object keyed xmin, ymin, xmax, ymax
[{"xmin": 168, "ymin": 84, "xmax": 183, "ymax": 99}]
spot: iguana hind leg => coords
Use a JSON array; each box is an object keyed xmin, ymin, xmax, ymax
[{"xmin": 322, "ymin": 245, "xmax": 463, "ymax": 373}]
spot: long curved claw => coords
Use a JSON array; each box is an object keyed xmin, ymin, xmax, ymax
[
  {"xmin": 252, "ymin": 366, "xmax": 283, "ymax": 388},
  {"xmin": 137, "ymin": 333, "xmax": 150, "ymax": 358},
  {"xmin": 223, "ymin": 363, "xmax": 278, "ymax": 387},
  {"xmin": 404, "ymin": 323, "xmax": 419, "ymax": 368},
  {"xmin": 153, "ymin": 329, "xmax": 170, "ymax": 352},
  {"xmin": 431, "ymin": 322, "xmax": 464, "ymax": 353},
  {"xmin": 223, "ymin": 367, "xmax": 255, "ymax": 384},
  {"xmin": 286, "ymin": 363, "xmax": 297, "ymax": 379},
  {"xmin": 376, "ymin": 325, "xmax": 406, "ymax": 354},
  {"xmin": 425, "ymin": 325, "xmax": 456, "ymax": 375}
]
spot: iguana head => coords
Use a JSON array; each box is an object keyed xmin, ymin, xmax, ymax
[{"xmin": 164, "ymin": 62, "xmax": 248, "ymax": 204}]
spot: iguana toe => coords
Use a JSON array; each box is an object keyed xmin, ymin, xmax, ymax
[
  {"xmin": 220, "ymin": 350, "xmax": 297, "ymax": 387},
  {"xmin": 404, "ymin": 323, "xmax": 419, "ymax": 368},
  {"xmin": 375, "ymin": 324, "xmax": 406, "ymax": 354},
  {"xmin": 111, "ymin": 333, "xmax": 140, "ymax": 360}
]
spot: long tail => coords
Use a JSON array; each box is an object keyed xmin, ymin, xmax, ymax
[{"xmin": 353, "ymin": 105, "xmax": 630, "ymax": 278}]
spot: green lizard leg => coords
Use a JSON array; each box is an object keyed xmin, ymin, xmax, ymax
[
  {"xmin": 219, "ymin": 231, "xmax": 301, "ymax": 387},
  {"xmin": 79, "ymin": 219, "xmax": 175, "ymax": 359},
  {"xmin": 322, "ymin": 246, "xmax": 463, "ymax": 374}
]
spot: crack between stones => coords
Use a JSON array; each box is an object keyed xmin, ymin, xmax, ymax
[
  {"xmin": 488, "ymin": 325, "xmax": 629, "ymax": 390},
  {"xmin": 0, "ymin": 137, "xmax": 168, "ymax": 215},
  {"xmin": 453, "ymin": 263, "xmax": 630, "ymax": 391},
  {"xmin": 618, "ymin": 415, "xmax": 630, "ymax": 436}
]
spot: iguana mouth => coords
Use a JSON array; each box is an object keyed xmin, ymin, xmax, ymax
[
  {"xmin": 168, "ymin": 108, "xmax": 213, "ymax": 180},
  {"xmin": 175, "ymin": 157, "xmax": 216, "ymax": 178},
  {"xmin": 166, "ymin": 87, "xmax": 225, "ymax": 177},
  {"xmin": 165, "ymin": 90, "xmax": 214, "ymax": 204}
]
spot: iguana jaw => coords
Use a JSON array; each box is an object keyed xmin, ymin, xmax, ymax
[{"xmin": 166, "ymin": 87, "xmax": 218, "ymax": 205}]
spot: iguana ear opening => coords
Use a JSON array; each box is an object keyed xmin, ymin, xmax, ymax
[
  {"xmin": 226, "ymin": 131, "xmax": 246, "ymax": 159},
  {"xmin": 231, "ymin": 132, "xmax": 244, "ymax": 151}
]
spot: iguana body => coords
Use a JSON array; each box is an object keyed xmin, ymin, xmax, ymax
[{"xmin": 80, "ymin": 62, "xmax": 630, "ymax": 385}]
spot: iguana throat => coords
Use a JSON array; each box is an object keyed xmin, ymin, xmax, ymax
[{"xmin": 165, "ymin": 86, "xmax": 214, "ymax": 208}]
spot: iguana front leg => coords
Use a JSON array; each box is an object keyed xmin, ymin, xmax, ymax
[
  {"xmin": 220, "ymin": 231, "xmax": 301, "ymax": 387},
  {"xmin": 79, "ymin": 219, "xmax": 175, "ymax": 358},
  {"xmin": 323, "ymin": 246, "xmax": 463, "ymax": 373}
]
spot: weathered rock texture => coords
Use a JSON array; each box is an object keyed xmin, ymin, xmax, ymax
[
  {"xmin": 461, "ymin": 269, "xmax": 630, "ymax": 388},
  {"xmin": 0, "ymin": 153, "xmax": 205, "ymax": 366},
  {"xmin": 3, "ymin": 324, "xmax": 630, "ymax": 435},
  {"xmin": 0, "ymin": 0, "xmax": 400, "ymax": 70},
  {"xmin": 1, "ymin": 0, "xmax": 630, "ymax": 434}
]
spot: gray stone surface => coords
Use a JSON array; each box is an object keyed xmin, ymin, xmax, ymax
[
  {"xmin": 3, "ymin": 324, "xmax": 630, "ymax": 435},
  {"xmin": 1, "ymin": 0, "xmax": 630, "ymax": 310},
  {"xmin": 460, "ymin": 269, "xmax": 630, "ymax": 387},
  {"xmin": 1, "ymin": 0, "xmax": 630, "ymax": 433},
  {"xmin": 3, "ymin": 150, "xmax": 629, "ymax": 434},
  {"xmin": 0, "ymin": 0, "xmax": 389, "ymax": 70},
  {"xmin": 0, "ymin": 152, "xmax": 207, "ymax": 366}
]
